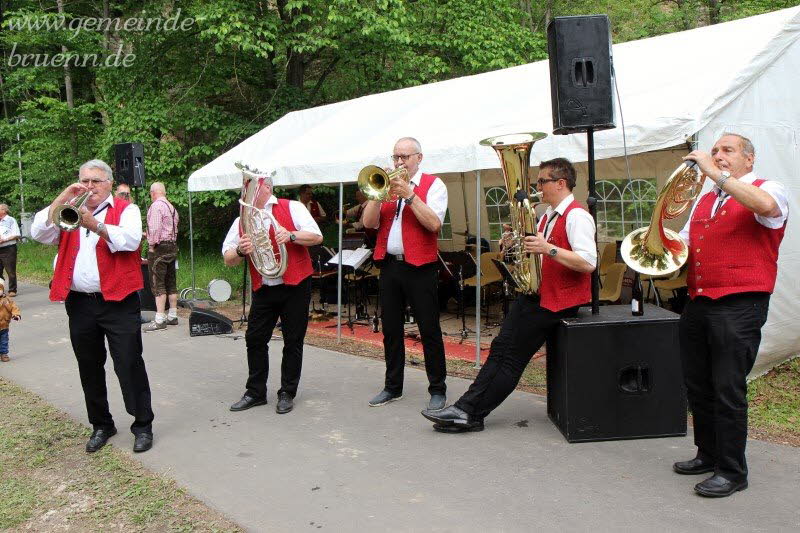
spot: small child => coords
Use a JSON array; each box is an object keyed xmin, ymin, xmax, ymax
[{"xmin": 0, "ymin": 279, "xmax": 21, "ymax": 362}]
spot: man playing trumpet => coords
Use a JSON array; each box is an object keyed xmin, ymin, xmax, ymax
[
  {"xmin": 673, "ymin": 133, "xmax": 788, "ymax": 497},
  {"xmin": 421, "ymin": 158, "xmax": 595, "ymax": 432},
  {"xmin": 31, "ymin": 159, "xmax": 155, "ymax": 453},
  {"xmin": 362, "ymin": 136, "xmax": 449, "ymax": 410},
  {"xmin": 222, "ymin": 172, "xmax": 322, "ymax": 415}
]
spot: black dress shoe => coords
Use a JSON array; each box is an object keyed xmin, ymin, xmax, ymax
[
  {"xmin": 673, "ymin": 456, "xmax": 716, "ymax": 475},
  {"xmin": 133, "ymin": 433, "xmax": 153, "ymax": 453},
  {"xmin": 276, "ymin": 392, "xmax": 294, "ymax": 414},
  {"xmin": 421, "ymin": 405, "xmax": 484, "ymax": 432},
  {"xmin": 230, "ymin": 395, "xmax": 267, "ymax": 412},
  {"xmin": 86, "ymin": 427, "xmax": 117, "ymax": 453},
  {"xmin": 694, "ymin": 474, "xmax": 748, "ymax": 497}
]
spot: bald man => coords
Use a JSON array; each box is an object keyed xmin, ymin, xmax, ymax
[{"xmin": 144, "ymin": 182, "xmax": 179, "ymax": 331}]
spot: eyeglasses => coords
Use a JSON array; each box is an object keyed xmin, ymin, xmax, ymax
[
  {"xmin": 391, "ymin": 153, "xmax": 420, "ymax": 162},
  {"xmin": 536, "ymin": 178, "xmax": 561, "ymax": 186},
  {"xmin": 79, "ymin": 178, "xmax": 109, "ymax": 185}
]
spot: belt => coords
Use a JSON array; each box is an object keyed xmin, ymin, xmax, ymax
[
  {"xmin": 69, "ymin": 290, "xmax": 104, "ymax": 299},
  {"xmin": 384, "ymin": 253, "xmax": 405, "ymax": 262}
]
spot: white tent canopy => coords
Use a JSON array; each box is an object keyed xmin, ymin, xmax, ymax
[{"xmin": 188, "ymin": 7, "xmax": 800, "ymax": 374}]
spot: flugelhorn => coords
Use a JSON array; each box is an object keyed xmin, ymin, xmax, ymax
[
  {"xmin": 357, "ymin": 165, "xmax": 409, "ymax": 202},
  {"xmin": 236, "ymin": 163, "xmax": 288, "ymax": 279},
  {"xmin": 480, "ymin": 132, "xmax": 548, "ymax": 295},
  {"xmin": 51, "ymin": 190, "xmax": 92, "ymax": 231},
  {"xmin": 620, "ymin": 160, "xmax": 703, "ymax": 276}
]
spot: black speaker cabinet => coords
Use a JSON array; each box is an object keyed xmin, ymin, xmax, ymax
[
  {"xmin": 138, "ymin": 262, "xmax": 156, "ymax": 311},
  {"xmin": 546, "ymin": 304, "xmax": 686, "ymax": 442},
  {"xmin": 189, "ymin": 308, "xmax": 234, "ymax": 337},
  {"xmin": 547, "ymin": 15, "xmax": 616, "ymax": 135},
  {"xmin": 114, "ymin": 142, "xmax": 146, "ymax": 187}
]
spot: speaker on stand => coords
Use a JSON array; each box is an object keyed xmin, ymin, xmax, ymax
[{"xmin": 114, "ymin": 142, "xmax": 146, "ymax": 188}]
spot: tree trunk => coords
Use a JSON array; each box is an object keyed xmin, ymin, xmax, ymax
[
  {"xmin": 56, "ymin": 0, "xmax": 77, "ymax": 157},
  {"xmin": 706, "ymin": 0, "xmax": 723, "ymax": 25}
]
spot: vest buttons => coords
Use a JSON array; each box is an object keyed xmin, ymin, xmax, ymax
[
  {"xmin": 697, "ymin": 275, "xmax": 702, "ymax": 280},
  {"xmin": 698, "ymin": 288, "xmax": 704, "ymax": 293},
  {"xmin": 721, "ymin": 210, "xmax": 726, "ymax": 215},
  {"xmin": 696, "ymin": 261, "xmax": 701, "ymax": 266},
  {"xmin": 699, "ymin": 235, "xmax": 704, "ymax": 240},
  {"xmin": 704, "ymin": 224, "xmax": 710, "ymax": 229},
  {"xmin": 696, "ymin": 248, "xmax": 701, "ymax": 253}
]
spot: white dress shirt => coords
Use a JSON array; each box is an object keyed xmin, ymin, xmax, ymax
[
  {"xmin": 679, "ymin": 172, "xmax": 789, "ymax": 242},
  {"xmin": 222, "ymin": 196, "xmax": 322, "ymax": 286},
  {"xmin": 386, "ymin": 169, "xmax": 448, "ymax": 255},
  {"xmin": 541, "ymin": 194, "xmax": 597, "ymax": 267},
  {"xmin": 31, "ymin": 195, "xmax": 143, "ymax": 293},
  {"xmin": 0, "ymin": 215, "xmax": 21, "ymax": 248}
]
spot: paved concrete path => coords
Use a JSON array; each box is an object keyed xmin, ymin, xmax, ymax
[{"xmin": 2, "ymin": 283, "xmax": 799, "ymax": 532}]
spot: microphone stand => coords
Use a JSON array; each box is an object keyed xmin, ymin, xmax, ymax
[{"xmin": 235, "ymin": 260, "xmax": 248, "ymax": 329}]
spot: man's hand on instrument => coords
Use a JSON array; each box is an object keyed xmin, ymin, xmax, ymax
[
  {"xmin": 238, "ymin": 234, "xmax": 254, "ymax": 255},
  {"xmin": 523, "ymin": 234, "xmax": 551, "ymax": 255},
  {"xmin": 274, "ymin": 226, "xmax": 291, "ymax": 245},
  {"xmin": 389, "ymin": 177, "xmax": 412, "ymax": 201},
  {"xmin": 684, "ymin": 150, "xmax": 718, "ymax": 179},
  {"xmin": 78, "ymin": 206, "xmax": 99, "ymax": 232}
]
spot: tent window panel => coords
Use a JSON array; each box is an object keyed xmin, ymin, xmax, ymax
[
  {"xmin": 438, "ymin": 209, "xmax": 452, "ymax": 240},
  {"xmin": 597, "ymin": 178, "xmax": 657, "ymax": 240},
  {"xmin": 484, "ymin": 186, "xmax": 509, "ymax": 242}
]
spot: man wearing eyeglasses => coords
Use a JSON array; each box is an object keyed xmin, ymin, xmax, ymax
[
  {"xmin": 31, "ymin": 159, "xmax": 155, "ymax": 454},
  {"xmin": 422, "ymin": 158, "xmax": 595, "ymax": 432},
  {"xmin": 362, "ymin": 137, "xmax": 449, "ymax": 410}
]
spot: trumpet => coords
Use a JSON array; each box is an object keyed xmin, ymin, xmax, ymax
[
  {"xmin": 357, "ymin": 165, "xmax": 409, "ymax": 202},
  {"xmin": 51, "ymin": 190, "xmax": 92, "ymax": 231},
  {"xmin": 620, "ymin": 160, "xmax": 703, "ymax": 276}
]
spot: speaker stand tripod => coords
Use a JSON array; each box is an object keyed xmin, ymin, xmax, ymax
[{"xmin": 234, "ymin": 260, "xmax": 248, "ymax": 329}]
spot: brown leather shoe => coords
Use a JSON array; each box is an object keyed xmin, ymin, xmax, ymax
[{"xmin": 0, "ymin": 354, "xmax": 9, "ymax": 362}]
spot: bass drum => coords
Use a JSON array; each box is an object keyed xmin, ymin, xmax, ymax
[{"xmin": 208, "ymin": 279, "xmax": 232, "ymax": 302}]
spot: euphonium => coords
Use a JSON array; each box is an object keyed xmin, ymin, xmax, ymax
[
  {"xmin": 236, "ymin": 163, "xmax": 288, "ymax": 279},
  {"xmin": 357, "ymin": 165, "xmax": 409, "ymax": 202},
  {"xmin": 51, "ymin": 190, "xmax": 92, "ymax": 231},
  {"xmin": 480, "ymin": 132, "xmax": 548, "ymax": 295},
  {"xmin": 620, "ymin": 160, "xmax": 703, "ymax": 276}
]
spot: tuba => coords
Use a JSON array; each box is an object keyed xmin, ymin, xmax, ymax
[
  {"xmin": 51, "ymin": 190, "xmax": 91, "ymax": 231},
  {"xmin": 620, "ymin": 160, "xmax": 703, "ymax": 276},
  {"xmin": 236, "ymin": 163, "xmax": 288, "ymax": 279},
  {"xmin": 480, "ymin": 132, "xmax": 548, "ymax": 295},
  {"xmin": 357, "ymin": 165, "xmax": 409, "ymax": 202}
]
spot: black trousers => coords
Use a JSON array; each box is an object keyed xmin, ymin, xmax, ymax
[
  {"xmin": 0, "ymin": 244, "xmax": 17, "ymax": 293},
  {"xmin": 456, "ymin": 294, "xmax": 580, "ymax": 419},
  {"xmin": 380, "ymin": 257, "xmax": 446, "ymax": 395},
  {"xmin": 245, "ymin": 278, "xmax": 311, "ymax": 400},
  {"xmin": 65, "ymin": 291, "xmax": 154, "ymax": 435},
  {"xmin": 679, "ymin": 292, "xmax": 769, "ymax": 481}
]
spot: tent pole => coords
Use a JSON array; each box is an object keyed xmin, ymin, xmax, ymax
[
  {"xmin": 460, "ymin": 172, "xmax": 469, "ymax": 235},
  {"xmin": 587, "ymin": 127, "xmax": 600, "ymax": 315},
  {"xmin": 475, "ymin": 170, "xmax": 482, "ymax": 368},
  {"xmin": 336, "ymin": 182, "xmax": 344, "ymax": 343},
  {"xmin": 188, "ymin": 189, "xmax": 196, "ymax": 299}
]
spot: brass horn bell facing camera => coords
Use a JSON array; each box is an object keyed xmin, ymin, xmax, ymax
[{"xmin": 357, "ymin": 165, "xmax": 409, "ymax": 202}]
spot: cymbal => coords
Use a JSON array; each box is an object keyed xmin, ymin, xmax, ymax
[{"xmin": 454, "ymin": 230, "xmax": 473, "ymax": 237}]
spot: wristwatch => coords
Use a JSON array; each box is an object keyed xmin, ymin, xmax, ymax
[
  {"xmin": 548, "ymin": 247, "xmax": 558, "ymax": 258},
  {"xmin": 289, "ymin": 232, "xmax": 297, "ymax": 242},
  {"xmin": 404, "ymin": 193, "xmax": 416, "ymax": 206},
  {"xmin": 95, "ymin": 222, "xmax": 106, "ymax": 234},
  {"xmin": 717, "ymin": 170, "xmax": 731, "ymax": 189},
  {"xmin": 236, "ymin": 246, "xmax": 246, "ymax": 257}
]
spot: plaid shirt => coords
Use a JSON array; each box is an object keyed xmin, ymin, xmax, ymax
[{"xmin": 146, "ymin": 197, "xmax": 178, "ymax": 245}]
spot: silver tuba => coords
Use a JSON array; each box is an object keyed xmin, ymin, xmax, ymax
[
  {"xmin": 236, "ymin": 163, "xmax": 288, "ymax": 279},
  {"xmin": 480, "ymin": 132, "xmax": 548, "ymax": 295}
]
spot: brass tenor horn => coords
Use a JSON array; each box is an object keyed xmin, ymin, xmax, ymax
[
  {"xmin": 357, "ymin": 165, "xmax": 409, "ymax": 202},
  {"xmin": 620, "ymin": 160, "xmax": 703, "ymax": 276},
  {"xmin": 51, "ymin": 190, "xmax": 92, "ymax": 231},
  {"xmin": 236, "ymin": 163, "xmax": 288, "ymax": 279},
  {"xmin": 480, "ymin": 132, "xmax": 548, "ymax": 295}
]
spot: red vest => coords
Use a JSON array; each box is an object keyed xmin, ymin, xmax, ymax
[
  {"xmin": 307, "ymin": 200, "xmax": 322, "ymax": 219},
  {"xmin": 50, "ymin": 198, "xmax": 143, "ymax": 302},
  {"xmin": 687, "ymin": 179, "xmax": 785, "ymax": 299},
  {"xmin": 373, "ymin": 173, "xmax": 439, "ymax": 266},
  {"xmin": 538, "ymin": 200, "xmax": 592, "ymax": 312},
  {"xmin": 244, "ymin": 198, "xmax": 313, "ymax": 290}
]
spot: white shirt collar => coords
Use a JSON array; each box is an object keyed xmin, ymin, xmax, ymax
[
  {"xmin": 93, "ymin": 194, "xmax": 115, "ymax": 214},
  {"xmin": 265, "ymin": 195, "xmax": 278, "ymax": 207},
  {"xmin": 409, "ymin": 169, "xmax": 422, "ymax": 186}
]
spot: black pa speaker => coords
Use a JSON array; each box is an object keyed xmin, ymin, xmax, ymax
[
  {"xmin": 547, "ymin": 15, "xmax": 616, "ymax": 135},
  {"xmin": 138, "ymin": 262, "xmax": 156, "ymax": 311},
  {"xmin": 189, "ymin": 308, "xmax": 233, "ymax": 337},
  {"xmin": 114, "ymin": 142, "xmax": 146, "ymax": 188},
  {"xmin": 546, "ymin": 304, "xmax": 687, "ymax": 442}
]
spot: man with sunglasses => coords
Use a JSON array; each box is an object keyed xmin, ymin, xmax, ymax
[
  {"xmin": 672, "ymin": 133, "xmax": 788, "ymax": 498},
  {"xmin": 422, "ymin": 158, "xmax": 595, "ymax": 432},
  {"xmin": 362, "ymin": 137, "xmax": 449, "ymax": 410},
  {"xmin": 31, "ymin": 159, "xmax": 155, "ymax": 454}
]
